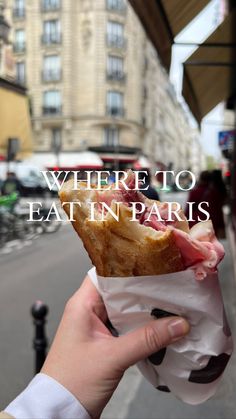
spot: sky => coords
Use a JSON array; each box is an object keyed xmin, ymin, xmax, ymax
[{"xmin": 170, "ymin": 0, "xmax": 227, "ymax": 160}]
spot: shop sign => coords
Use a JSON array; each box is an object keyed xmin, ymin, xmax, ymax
[{"xmin": 218, "ymin": 130, "xmax": 235, "ymax": 151}]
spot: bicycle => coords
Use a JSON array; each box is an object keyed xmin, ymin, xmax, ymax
[
  {"xmin": 0, "ymin": 193, "xmax": 29, "ymax": 248},
  {"xmin": 0, "ymin": 194, "xmax": 62, "ymax": 249}
]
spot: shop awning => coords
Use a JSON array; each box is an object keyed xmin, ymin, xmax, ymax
[
  {"xmin": 100, "ymin": 153, "xmax": 137, "ymax": 163},
  {"xmin": 89, "ymin": 145, "xmax": 141, "ymax": 164},
  {"xmin": 24, "ymin": 152, "xmax": 104, "ymax": 169},
  {"xmin": 129, "ymin": 0, "xmax": 210, "ymax": 69},
  {"xmin": 89, "ymin": 145, "xmax": 141, "ymax": 154},
  {"xmin": 133, "ymin": 156, "xmax": 152, "ymax": 169},
  {"xmin": 182, "ymin": 9, "xmax": 236, "ymax": 124}
]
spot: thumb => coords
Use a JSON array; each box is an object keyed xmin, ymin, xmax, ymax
[{"xmin": 113, "ymin": 317, "xmax": 190, "ymax": 370}]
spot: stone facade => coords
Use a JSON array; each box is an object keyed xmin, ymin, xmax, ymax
[
  {"xmin": 190, "ymin": 130, "xmax": 206, "ymax": 178},
  {"xmin": 142, "ymin": 40, "xmax": 199, "ymax": 172},
  {"xmin": 5, "ymin": 0, "xmax": 199, "ymax": 171}
]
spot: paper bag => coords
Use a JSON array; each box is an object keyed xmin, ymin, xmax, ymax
[{"xmin": 88, "ymin": 267, "xmax": 233, "ymax": 405}]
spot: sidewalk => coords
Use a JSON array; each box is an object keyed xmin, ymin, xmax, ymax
[{"xmin": 102, "ymin": 237, "xmax": 236, "ymax": 419}]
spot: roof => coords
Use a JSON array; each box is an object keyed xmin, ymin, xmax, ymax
[{"xmin": 0, "ymin": 77, "xmax": 27, "ymax": 95}]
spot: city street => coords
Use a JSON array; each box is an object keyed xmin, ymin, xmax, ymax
[
  {"xmin": 0, "ymin": 0, "xmax": 235, "ymax": 417},
  {"xmin": 0, "ymin": 215, "xmax": 236, "ymax": 418}
]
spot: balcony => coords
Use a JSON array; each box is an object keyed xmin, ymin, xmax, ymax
[
  {"xmin": 106, "ymin": 34, "xmax": 126, "ymax": 49},
  {"xmin": 106, "ymin": 0, "xmax": 127, "ymax": 13},
  {"xmin": 41, "ymin": 33, "xmax": 62, "ymax": 45},
  {"xmin": 107, "ymin": 70, "xmax": 126, "ymax": 82},
  {"xmin": 106, "ymin": 106, "xmax": 125, "ymax": 118},
  {"xmin": 13, "ymin": 8, "xmax": 25, "ymax": 19},
  {"xmin": 13, "ymin": 42, "xmax": 26, "ymax": 53},
  {"xmin": 42, "ymin": 69, "xmax": 62, "ymax": 82},
  {"xmin": 42, "ymin": 105, "xmax": 62, "ymax": 116},
  {"xmin": 41, "ymin": 0, "xmax": 61, "ymax": 12}
]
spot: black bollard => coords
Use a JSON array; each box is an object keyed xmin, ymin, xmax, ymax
[{"xmin": 31, "ymin": 300, "xmax": 49, "ymax": 374}]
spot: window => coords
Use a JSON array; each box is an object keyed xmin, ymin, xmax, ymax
[
  {"xmin": 104, "ymin": 127, "xmax": 119, "ymax": 146},
  {"xmin": 42, "ymin": 20, "xmax": 61, "ymax": 45},
  {"xmin": 16, "ymin": 61, "xmax": 25, "ymax": 84},
  {"xmin": 107, "ymin": 91, "xmax": 124, "ymax": 117},
  {"xmin": 42, "ymin": 0, "xmax": 61, "ymax": 11},
  {"xmin": 14, "ymin": 29, "xmax": 25, "ymax": 52},
  {"xmin": 13, "ymin": 0, "xmax": 25, "ymax": 18},
  {"xmin": 43, "ymin": 55, "xmax": 61, "ymax": 81},
  {"xmin": 107, "ymin": 21, "xmax": 125, "ymax": 48},
  {"xmin": 107, "ymin": 55, "xmax": 125, "ymax": 81},
  {"xmin": 51, "ymin": 128, "xmax": 62, "ymax": 152},
  {"xmin": 143, "ymin": 85, "xmax": 147, "ymax": 99},
  {"xmin": 43, "ymin": 90, "xmax": 61, "ymax": 115},
  {"xmin": 106, "ymin": 0, "xmax": 126, "ymax": 12}
]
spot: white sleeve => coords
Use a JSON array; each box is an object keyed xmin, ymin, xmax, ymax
[{"xmin": 5, "ymin": 373, "xmax": 91, "ymax": 419}]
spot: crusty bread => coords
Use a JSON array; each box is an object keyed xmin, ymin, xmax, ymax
[{"xmin": 59, "ymin": 179, "xmax": 184, "ymax": 276}]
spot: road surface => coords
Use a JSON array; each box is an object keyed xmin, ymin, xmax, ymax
[{"xmin": 0, "ymin": 224, "xmax": 91, "ymax": 407}]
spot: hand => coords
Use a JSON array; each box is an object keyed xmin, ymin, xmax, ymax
[{"xmin": 42, "ymin": 277, "xmax": 190, "ymax": 418}]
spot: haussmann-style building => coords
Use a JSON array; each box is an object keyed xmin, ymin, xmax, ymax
[{"xmin": 5, "ymin": 0, "xmax": 200, "ymax": 173}]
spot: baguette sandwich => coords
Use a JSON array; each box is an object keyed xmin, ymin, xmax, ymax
[{"xmin": 59, "ymin": 171, "xmax": 224, "ymax": 279}]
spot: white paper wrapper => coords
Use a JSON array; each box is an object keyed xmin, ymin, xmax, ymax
[{"xmin": 88, "ymin": 267, "xmax": 233, "ymax": 405}]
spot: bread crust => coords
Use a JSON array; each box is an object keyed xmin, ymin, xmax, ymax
[{"xmin": 59, "ymin": 180, "xmax": 184, "ymax": 276}]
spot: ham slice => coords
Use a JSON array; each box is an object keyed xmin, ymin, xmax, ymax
[
  {"xmin": 97, "ymin": 171, "xmax": 224, "ymax": 279},
  {"xmin": 172, "ymin": 221, "xmax": 224, "ymax": 280}
]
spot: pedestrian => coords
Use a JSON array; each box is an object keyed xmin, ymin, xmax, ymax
[
  {"xmin": 0, "ymin": 178, "xmax": 3, "ymax": 195},
  {"xmin": 0, "ymin": 276, "xmax": 189, "ymax": 419},
  {"xmin": 140, "ymin": 169, "xmax": 160, "ymax": 201},
  {"xmin": 185, "ymin": 170, "xmax": 211, "ymax": 228},
  {"xmin": 1, "ymin": 172, "xmax": 23, "ymax": 196},
  {"xmin": 207, "ymin": 170, "xmax": 227, "ymax": 239}
]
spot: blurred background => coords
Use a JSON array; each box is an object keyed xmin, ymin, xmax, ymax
[{"xmin": 0, "ymin": 0, "xmax": 236, "ymax": 418}]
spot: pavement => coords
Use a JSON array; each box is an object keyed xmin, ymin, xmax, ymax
[{"xmin": 0, "ymin": 196, "xmax": 235, "ymax": 418}]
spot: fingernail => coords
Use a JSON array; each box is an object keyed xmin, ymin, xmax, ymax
[{"xmin": 168, "ymin": 318, "xmax": 189, "ymax": 339}]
